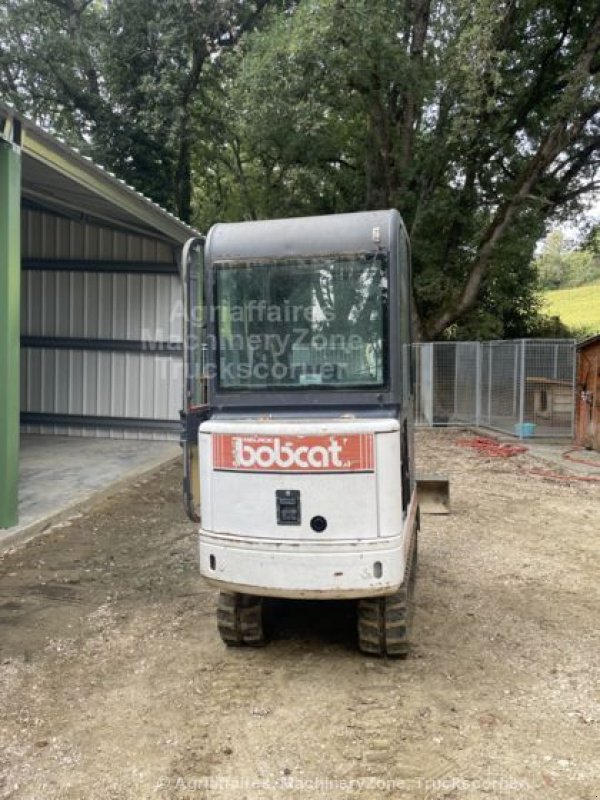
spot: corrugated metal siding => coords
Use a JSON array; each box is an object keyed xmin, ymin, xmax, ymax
[
  {"xmin": 22, "ymin": 208, "xmax": 175, "ymax": 261},
  {"xmin": 20, "ymin": 209, "xmax": 183, "ymax": 440},
  {"xmin": 22, "ymin": 271, "xmax": 182, "ymax": 341}
]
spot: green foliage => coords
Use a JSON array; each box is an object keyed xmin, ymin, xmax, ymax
[
  {"xmin": 536, "ymin": 230, "xmax": 600, "ymax": 290},
  {"xmin": 2, "ymin": 0, "xmax": 599, "ymax": 338},
  {"xmin": 0, "ymin": 0, "xmax": 271, "ymax": 220},
  {"xmin": 193, "ymin": 0, "xmax": 600, "ymax": 339},
  {"xmin": 444, "ymin": 210, "xmax": 550, "ymax": 340}
]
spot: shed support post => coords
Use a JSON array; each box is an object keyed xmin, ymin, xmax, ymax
[
  {"xmin": 475, "ymin": 342, "xmax": 481, "ymax": 428},
  {"xmin": 0, "ymin": 142, "xmax": 21, "ymax": 528}
]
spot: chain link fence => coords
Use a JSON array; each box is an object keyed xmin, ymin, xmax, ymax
[{"xmin": 414, "ymin": 339, "xmax": 576, "ymax": 438}]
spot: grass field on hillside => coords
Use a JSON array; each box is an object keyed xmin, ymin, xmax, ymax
[{"xmin": 542, "ymin": 280, "xmax": 600, "ymax": 334}]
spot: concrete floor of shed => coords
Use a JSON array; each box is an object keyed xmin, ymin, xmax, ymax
[
  {"xmin": 1, "ymin": 434, "xmax": 180, "ymax": 550},
  {"xmin": 523, "ymin": 439, "xmax": 600, "ymax": 477}
]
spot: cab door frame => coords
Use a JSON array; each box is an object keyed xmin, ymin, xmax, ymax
[{"xmin": 181, "ymin": 236, "xmax": 209, "ymax": 522}]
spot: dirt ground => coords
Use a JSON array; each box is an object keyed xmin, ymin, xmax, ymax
[{"xmin": 1, "ymin": 429, "xmax": 599, "ymax": 800}]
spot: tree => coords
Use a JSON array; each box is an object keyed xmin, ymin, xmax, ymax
[
  {"xmin": 0, "ymin": 0, "xmax": 271, "ymax": 221},
  {"xmin": 193, "ymin": 0, "xmax": 600, "ymax": 338},
  {"xmin": 2, "ymin": 0, "xmax": 599, "ymax": 338},
  {"xmin": 536, "ymin": 229, "xmax": 600, "ymax": 289},
  {"xmin": 536, "ymin": 230, "xmax": 572, "ymax": 289}
]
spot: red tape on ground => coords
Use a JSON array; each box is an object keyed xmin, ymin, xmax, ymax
[
  {"xmin": 456, "ymin": 437, "xmax": 600, "ymax": 481},
  {"xmin": 456, "ymin": 437, "xmax": 528, "ymax": 458}
]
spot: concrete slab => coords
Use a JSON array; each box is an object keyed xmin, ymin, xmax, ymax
[
  {"xmin": 1, "ymin": 434, "xmax": 180, "ymax": 551},
  {"xmin": 522, "ymin": 441, "xmax": 600, "ymax": 478}
]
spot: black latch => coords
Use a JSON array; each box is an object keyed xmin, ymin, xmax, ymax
[{"xmin": 276, "ymin": 490, "xmax": 301, "ymax": 525}]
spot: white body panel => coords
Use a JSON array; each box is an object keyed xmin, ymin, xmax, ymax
[
  {"xmin": 198, "ymin": 418, "xmax": 415, "ymax": 599},
  {"xmin": 204, "ymin": 468, "xmax": 379, "ymax": 540}
]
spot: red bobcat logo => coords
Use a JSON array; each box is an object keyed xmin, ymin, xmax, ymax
[{"xmin": 213, "ymin": 434, "xmax": 374, "ymax": 473}]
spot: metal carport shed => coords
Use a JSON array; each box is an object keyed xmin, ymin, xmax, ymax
[{"xmin": 1, "ymin": 103, "xmax": 199, "ymax": 532}]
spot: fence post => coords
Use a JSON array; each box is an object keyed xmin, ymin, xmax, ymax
[
  {"xmin": 518, "ymin": 339, "xmax": 526, "ymax": 439},
  {"xmin": 475, "ymin": 342, "xmax": 481, "ymax": 428},
  {"xmin": 453, "ymin": 343, "xmax": 459, "ymax": 423},
  {"xmin": 513, "ymin": 343, "xmax": 519, "ymax": 418},
  {"xmin": 487, "ymin": 344, "xmax": 493, "ymax": 426},
  {"xmin": 570, "ymin": 340, "xmax": 577, "ymax": 438}
]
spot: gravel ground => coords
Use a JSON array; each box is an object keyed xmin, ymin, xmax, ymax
[{"xmin": 0, "ymin": 429, "xmax": 598, "ymax": 800}]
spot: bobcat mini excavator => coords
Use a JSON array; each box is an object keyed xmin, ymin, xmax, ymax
[{"xmin": 181, "ymin": 210, "xmax": 419, "ymax": 656}]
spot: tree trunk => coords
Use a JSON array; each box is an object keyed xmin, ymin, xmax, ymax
[{"xmin": 424, "ymin": 11, "xmax": 600, "ymax": 339}]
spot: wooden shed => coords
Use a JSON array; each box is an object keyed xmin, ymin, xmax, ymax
[{"xmin": 575, "ymin": 335, "xmax": 600, "ymax": 451}]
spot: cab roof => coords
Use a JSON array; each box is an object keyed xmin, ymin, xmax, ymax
[{"xmin": 205, "ymin": 210, "xmax": 404, "ymax": 263}]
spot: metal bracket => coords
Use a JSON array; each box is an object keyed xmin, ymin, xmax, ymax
[
  {"xmin": 179, "ymin": 406, "xmax": 211, "ymax": 445},
  {"xmin": 0, "ymin": 112, "xmax": 22, "ymax": 150}
]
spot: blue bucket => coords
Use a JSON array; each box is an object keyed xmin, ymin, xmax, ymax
[{"xmin": 515, "ymin": 422, "xmax": 536, "ymax": 438}]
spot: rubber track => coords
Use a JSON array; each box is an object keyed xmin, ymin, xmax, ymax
[
  {"xmin": 357, "ymin": 527, "xmax": 417, "ymax": 658},
  {"xmin": 217, "ymin": 592, "xmax": 265, "ymax": 647}
]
